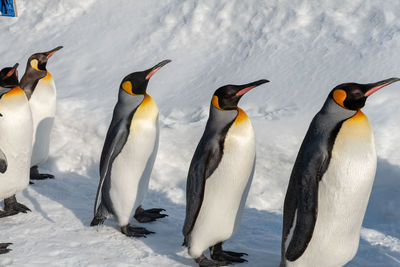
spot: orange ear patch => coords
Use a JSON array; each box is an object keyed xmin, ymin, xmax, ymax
[
  {"xmin": 122, "ymin": 81, "xmax": 133, "ymax": 95},
  {"xmin": 30, "ymin": 59, "xmax": 40, "ymax": 71},
  {"xmin": 333, "ymin": 89, "xmax": 347, "ymax": 108},
  {"xmin": 211, "ymin": 95, "xmax": 223, "ymax": 110}
]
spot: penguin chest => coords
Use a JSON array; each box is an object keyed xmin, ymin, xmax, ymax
[
  {"xmin": 0, "ymin": 88, "xmax": 33, "ymax": 199},
  {"xmin": 109, "ymin": 95, "xmax": 159, "ymax": 224},
  {"xmin": 291, "ymin": 111, "xmax": 377, "ymax": 267},
  {"xmin": 30, "ymin": 73, "xmax": 56, "ymax": 166},
  {"xmin": 189, "ymin": 110, "xmax": 255, "ymax": 256}
]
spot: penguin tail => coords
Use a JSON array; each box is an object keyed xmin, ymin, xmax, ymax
[
  {"xmin": 182, "ymin": 236, "xmax": 188, "ymax": 247},
  {"xmin": 90, "ymin": 203, "xmax": 106, "ymax": 226},
  {"xmin": 90, "ymin": 216, "xmax": 105, "ymax": 227}
]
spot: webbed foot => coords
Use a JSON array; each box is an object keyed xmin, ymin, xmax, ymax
[
  {"xmin": 0, "ymin": 243, "xmax": 12, "ymax": 254},
  {"xmin": 120, "ymin": 224, "xmax": 154, "ymax": 237},
  {"xmin": 134, "ymin": 206, "xmax": 167, "ymax": 223},
  {"xmin": 210, "ymin": 243, "xmax": 247, "ymax": 263},
  {"xmin": 4, "ymin": 195, "xmax": 31, "ymax": 215},
  {"xmin": 195, "ymin": 254, "xmax": 231, "ymax": 267},
  {"xmin": 30, "ymin": 166, "xmax": 54, "ymax": 180}
]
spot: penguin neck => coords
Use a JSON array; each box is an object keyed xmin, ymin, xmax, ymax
[
  {"xmin": 319, "ymin": 98, "xmax": 357, "ymax": 123},
  {"xmin": 205, "ymin": 104, "xmax": 238, "ymax": 134},
  {"xmin": 0, "ymin": 86, "xmax": 12, "ymax": 98},
  {"xmin": 20, "ymin": 70, "xmax": 48, "ymax": 100},
  {"xmin": 112, "ymin": 90, "xmax": 145, "ymax": 124}
]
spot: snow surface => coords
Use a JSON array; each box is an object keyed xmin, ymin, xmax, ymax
[{"xmin": 1, "ymin": 0, "xmax": 400, "ymax": 266}]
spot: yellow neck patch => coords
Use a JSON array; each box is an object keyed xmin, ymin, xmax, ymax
[
  {"xmin": 339, "ymin": 109, "xmax": 372, "ymax": 140},
  {"xmin": 234, "ymin": 108, "xmax": 249, "ymax": 124},
  {"xmin": 130, "ymin": 94, "xmax": 158, "ymax": 129},
  {"xmin": 347, "ymin": 110, "xmax": 367, "ymax": 123},
  {"xmin": 211, "ymin": 95, "xmax": 223, "ymax": 110},
  {"xmin": 4, "ymin": 87, "xmax": 24, "ymax": 97},
  {"xmin": 122, "ymin": 81, "xmax": 134, "ymax": 95},
  {"xmin": 41, "ymin": 71, "xmax": 53, "ymax": 82},
  {"xmin": 140, "ymin": 93, "xmax": 154, "ymax": 108},
  {"xmin": 333, "ymin": 89, "xmax": 347, "ymax": 108}
]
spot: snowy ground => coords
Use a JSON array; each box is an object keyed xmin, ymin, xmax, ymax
[{"xmin": 1, "ymin": 0, "xmax": 400, "ymax": 266}]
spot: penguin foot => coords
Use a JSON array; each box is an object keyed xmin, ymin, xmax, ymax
[
  {"xmin": 210, "ymin": 250, "xmax": 247, "ymax": 263},
  {"xmin": 210, "ymin": 243, "xmax": 247, "ymax": 263},
  {"xmin": 0, "ymin": 210, "xmax": 18, "ymax": 218},
  {"xmin": 4, "ymin": 195, "xmax": 31, "ymax": 215},
  {"xmin": 0, "ymin": 243, "xmax": 12, "ymax": 254},
  {"xmin": 30, "ymin": 173, "xmax": 55, "ymax": 180},
  {"xmin": 134, "ymin": 206, "xmax": 167, "ymax": 223},
  {"xmin": 30, "ymin": 166, "xmax": 54, "ymax": 180},
  {"xmin": 195, "ymin": 255, "xmax": 231, "ymax": 267},
  {"xmin": 121, "ymin": 224, "xmax": 155, "ymax": 237}
]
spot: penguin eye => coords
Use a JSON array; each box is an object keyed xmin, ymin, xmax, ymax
[
  {"xmin": 349, "ymin": 90, "xmax": 363, "ymax": 99},
  {"xmin": 30, "ymin": 59, "xmax": 40, "ymax": 71},
  {"xmin": 343, "ymin": 89, "xmax": 367, "ymax": 110}
]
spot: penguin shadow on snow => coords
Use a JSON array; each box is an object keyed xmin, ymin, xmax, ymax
[
  {"xmin": 31, "ymin": 118, "xmax": 54, "ymax": 163},
  {"xmin": 138, "ymin": 190, "xmax": 282, "ymax": 267},
  {"xmin": 24, "ymin": 161, "xmax": 99, "ymax": 226},
  {"xmin": 346, "ymin": 157, "xmax": 400, "ymax": 267},
  {"xmin": 363, "ymin": 157, "xmax": 400, "ymax": 237},
  {"xmin": 24, "ymin": 160, "xmax": 283, "ymax": 266}
]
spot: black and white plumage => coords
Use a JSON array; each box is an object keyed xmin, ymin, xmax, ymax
[
  {"xmin": 20, "ymin": 46, "xmax": 63, "ymax": 180},
  {"xmin": 183, "ymin": 80, "xmax": 269, "ymax": 266},
  {"xmin": 0, "ymin": 64, "xmax": 33, "ymax": 218},
  {"xmin": 281, "ymin": 78, "xmax": 400, "ymax": 267},
  {"xmin": 91, "ymin": 60, "xmax": 170, "ymax": 237}
]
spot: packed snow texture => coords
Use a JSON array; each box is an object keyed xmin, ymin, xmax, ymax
[{"xmin": 1, "ymin": 0, "xmax": 400, "ymax": 266}]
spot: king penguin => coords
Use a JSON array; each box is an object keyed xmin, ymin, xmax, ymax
[
  {"xmin": 182, "ymin": 79, "xmax": 269, "ymax": 266},
  {"xmin": 0, "ymin": 64, "xmax": 23, "ymax": 256},
  {"xmin": 0, "ymin": 63, "xmax": 33, "ymax": 218},
  {"xmin": 90, "ymin": 60, "xmax": 171, "ymax": 237},
  {"xmin": 20, "ymin": 46, "xmax": 63, "ymax": 180},
  {"xmin": 280, "ymin": 78, "xmax": 400, "ymax": 267}
]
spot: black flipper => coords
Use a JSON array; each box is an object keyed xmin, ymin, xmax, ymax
[
  {"xmin": 283, "ymin": 151, "xmax": 327, "ymax": 261},
  {"xmin": 281, "ymin": 97, "xmax": 354, "ymax": 263},
  {"xmin": 93, "ymin": 114, "xmax": 134, "ymax": 217},
  {"xmin": 182, "ymin": 106, "xmax": 236, "ymax": 246},
  {"xmin": 0, "ymin": 148, "xmax": 7, "ymax": 173}
]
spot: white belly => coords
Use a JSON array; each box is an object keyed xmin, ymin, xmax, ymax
[
  {"xmin": 287, "ymin": 111, "xmax": 376, "ymax": 267},
  {"xmin": 30, "ymin": 74, "xmax": 56, "ymax": 166},
  {"xmin": 189, "ymin": 114, "xmax": 255, "ymax": 258},
  {"xmin": 109, "ymin": 95, "xmax": 159, "ymax": 226},
  {"xmin": 0, "ymin": 88, "xmax": 33, "ymax": 199}
]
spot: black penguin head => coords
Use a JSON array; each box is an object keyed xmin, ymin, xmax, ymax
[
  {"xmin": 0, "ymin": 63, "xmax": 19, "ymax": 88},
  {"xmin": 120, "ymin": 59, "xmax": 171, "ymax": 95},
  {"xmin": 331, "ymin": 77, "xmax": 400, "ymax": 110},
  {"xmin": 211, "ymin": 79, "xmax": 269, "ymax": 110},
  {"xmin": 27, "ymin": 46, "xmax": 63, "ymax": 72}
]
